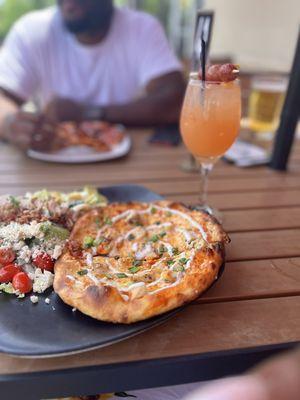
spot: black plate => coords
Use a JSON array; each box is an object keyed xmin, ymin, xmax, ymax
[{"xmin": 0, "ymin": 184, "xmax": 224, "ymax": 358}]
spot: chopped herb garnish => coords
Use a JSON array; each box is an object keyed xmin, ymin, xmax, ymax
[
  {"xmin": 106, "ymin": 273, "xmax": 113, "ymax": 279},
  {"xmin": 83, "ymin": 236, "xmax": 94, "ymax": 248},
  {"xmin": 77, "ymin": 269, "xmax": 88, "ymax": 276},
  {"xmin": 133, "ymin": 260, "xmax": 142, "ymax": 267},
  {"xmin": 167, "ymin": 259, "xmax": 175, "ymax": 266},
  {"xmin": 129, "ymin": 266, "xmax": 140, "ymax": 274},
  {"xmin": 114, "ymin": 256, "xmax": 120, "ymax": 260},
  {"xmin": 9, "ymin": 195, "xmax": 20, "ymax": 208},
  {"xmin": 155, "ymin": 221, "xmax": 161, "ymax": 226},
  {"xmin": 104, "ymin": 217, "xmax": 112, "ymax": 225},
  {"xmin": 150, "ymin": 234, "xmax": 159, "ymax": 243},
  {"xmin": 179, "ymin": 258, "xmax": 188, "ymax": 265},
  {"xmin": 166, "ymin": 211, "xmax": 172, "ymax": 217},
  {"xmin": 159, "ymin": 232, "xmax": 166, "ymax": 238},
  {"xmin": 158, "ymin": 244, "xmax": 166, "ymax": 255},
  {"xmin": 174, "ymin": 265, "xmax": 185, "ymax": 272},
  {"xmin": 172, "ymin": 247, "xmax": 179, "ymax": 255},
  {"xmin": 116, "ymin": 273, "xmax": 127, "ymax": 279},
  {"xmin": 150, "ymin": 207, "xmax": 157, "ymax": 214},
  {"xmin": 94, "ymin": 236, "xmax": 106, "ymax": 246},
  {"xmin": 127, "ymin": 234, "xmax": 135, "ymax": 241}
]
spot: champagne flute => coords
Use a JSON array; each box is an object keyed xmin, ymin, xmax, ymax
[{"xmin": 180, "ymin": 73, "xmax": 241, "ymax": 215}]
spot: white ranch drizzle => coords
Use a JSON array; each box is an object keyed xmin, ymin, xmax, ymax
[
  {"xmin": 176, "ymin": 227, "xmax": 194, "ymax": 243},
  {"xmin": 147, "ymin": 276, "xmax": 164, "ymax": 287},
  {"xmin": 123, "ymin": 281, "xmax": 146, "ymax": 291},
  {"xmin": 125, "ymin": 226, "xmax": 145, "ymax": 240},
  {"xmin": 85, "ymin": 253, "xmax": 93, "ymax": 267},
  {"xmin": 135, "ymin": 243, "xmax": 155, "ymax": 260},
  {"xmin": 154, "ymin": 205, "xmax": 208, "ymax": 241},
  {"xmin": 87, "ymin": 204, "xmax": 206, "ymax": 297},
  {"xmin": 149, "ymin": 277, "xmax": 182, "ymax": 295},
  {"xmin": 95, "ymin": 225, "xmax": 110, "ymax": 241},
  {"xmin": 102, "ymin": 205, "xmax": 207, "ymax": 241},
  {"xmin": 131, "ymin": 242, "xmax": 139, "ymax": 252},
  {"xmin": 111, "ymin": 209, "xmax": 140, "ymax": 223},
  {"xmin": 146, "ymin": 222, "xmax": 172, "ymax": 231},
  {"xmin": 160, "ymin": 241, "xmax": 174, "ymax": 256},
  {"xmin": 87, "ymin": 272, "xmax": 98, "ymax": 285}
]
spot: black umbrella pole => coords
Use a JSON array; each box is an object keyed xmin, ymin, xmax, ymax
[{"xmin": 270, "ymin": 29, "xmax": 300, "ymax": 171}]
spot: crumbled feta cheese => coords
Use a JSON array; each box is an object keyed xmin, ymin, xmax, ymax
[
  {"xmin": 0, "ymin": 221, "xmax": 41, "ymax": 242},
  {"xmin": 13, "ymin": 240, "xmax": 26, "ymax": 251},
  {"xmin": 72, "ymin": 308, "xmax": 77, "ymax": 312},
  {"xmin": 30, "ymin": 295, "xmax": 39, "ymax": 304},
  {"xmin": 52, "ymin": 244, "xmax": 63, "ymax": 259},
  {"xmin": 45, "ymin": 298, "xmax": 50, "ymax": 304},
  {"xmin": 33, "ymin": 269, "xmax": 54, "ymax": 293},
  {"xmin": 18, "ymin": 245, "xmax": 31, "ymax": 264},
  {"xmin": 31, "ymin": 247, "xmax": 41, "ymax": 259},
  {"xmin": 51, "ymin": 306, "xmax": 56, "ymax": 311}
]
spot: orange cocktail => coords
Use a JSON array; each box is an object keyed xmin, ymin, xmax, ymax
[
  {"xmin": 180, "ymin": 78, "xmax": 241, "ymax": 164},
  {"xmin": 180, "ymin": 74, "xmax": 241, "ymax": 214}
]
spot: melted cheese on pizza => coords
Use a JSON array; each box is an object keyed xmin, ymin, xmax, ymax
[{"xmin": 68, "ymin": 203, "xmax": 214, "ymax": 301}]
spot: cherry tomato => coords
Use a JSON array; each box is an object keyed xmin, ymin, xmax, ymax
[
  {"xmin": 12, "ymin": 272, "xmax": 32, "ymax": 294},
  {"xmin": 0, "ymin": 248, "xmax": 16, "ymax": 266},
  {"xmin": 32, "ymin": 253, "xmax": 55, "ymax": 272},
  {"xmin": 0, "ymin": 264, "xmax": 22, "ymax": 283}
]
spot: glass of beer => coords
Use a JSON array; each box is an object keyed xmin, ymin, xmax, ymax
[
  {"xmin": 248, "ymin": 76, "xmax": 287, "ymax": 137},
  {"xmin": 180, "ymin": 75, "xmax": 241, "ymax": 214}
]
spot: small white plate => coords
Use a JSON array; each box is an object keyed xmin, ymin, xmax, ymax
[{"xmin": 27, "ymin": 134, "xmax": 131, "ymax": 164}]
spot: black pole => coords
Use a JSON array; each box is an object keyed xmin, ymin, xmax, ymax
[{"xmin": 270, "ymin": 28, "xmax": 300, "ymax": 171}]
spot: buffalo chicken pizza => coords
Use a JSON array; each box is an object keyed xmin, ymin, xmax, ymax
[
  {"xmin": 0, "ymin": 187, "xmax": 107, "ymax": 299},
  {"xmin": 56, "ymin": 121, "xmax": 124, "ymax": 152},
  {"xmin": 54, "ymin": 201, "xmax": 229, "ymax": 324}
]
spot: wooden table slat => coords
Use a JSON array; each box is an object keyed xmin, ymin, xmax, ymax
[
  {"xmin": 1, "ymin": 130, "xmax": 300, "ymax": 394},
  {"xmin": 199, "ymin": 258, "xmax": 300, "ymax": 303},
  {"xmin": 168, "ymin": 190, "xmax": 300, "ymax": 210},
  {"xmin": 1, "ymin": 296, "xmax": 300, "ymax": 376},
  {"xmin": 227, "ymin": 229, "xmax": 300, "ymax": 261}
]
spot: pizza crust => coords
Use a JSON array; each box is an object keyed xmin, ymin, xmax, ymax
[{"xmin": 54, "ymin": 201, "xmax": 229, "ymax": 324}]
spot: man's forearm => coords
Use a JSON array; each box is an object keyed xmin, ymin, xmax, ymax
[
  {"xmin": 101, "ymin": 72, "xmax": 186, "ymax": 127},
  {"xmin": 102, "ymin": 94, "xmax": 183, "ymax": 127},
  {"xmin": 0, "ymin": 94, "xmax": 18, "ymax": 140}
]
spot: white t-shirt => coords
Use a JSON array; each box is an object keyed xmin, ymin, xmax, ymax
[{"xmin": 0, "ymin": 6, "xmax": 182, "ymax": 108}]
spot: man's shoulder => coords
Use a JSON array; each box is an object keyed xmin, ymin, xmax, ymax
[
  {"xmin": 116, "ymin": 7, "xmax": 161, "ymax": 31},
  {"xmin": 12, "ymin": 6, "xmax": 59, "ymax": 39}
]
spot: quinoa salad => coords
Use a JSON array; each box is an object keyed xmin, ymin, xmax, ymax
[{"xmin": 0, "ymin": 187, "xmax": 107, "ymax": 301}]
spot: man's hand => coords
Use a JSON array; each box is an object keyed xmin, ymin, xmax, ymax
[
  {"xmin": 184, "ymin": 347, "xmax": 300, "ymax": 400},
  {"xmin": 3, "ymin": 111, "xmax": 61, "ymax": 152},
  {"xmin": 43, "ymin": 97, "xmax": 84, "ymax": 123}
]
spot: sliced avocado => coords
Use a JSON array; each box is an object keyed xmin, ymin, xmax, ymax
[{"xmin": 39, "ymin": 222, "xmax": 69, "ymax": 240}]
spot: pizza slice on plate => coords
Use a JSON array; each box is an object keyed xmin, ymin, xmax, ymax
[{"xmin": 54, "ymin": 201, "xmax": 229, "ymax": 324}]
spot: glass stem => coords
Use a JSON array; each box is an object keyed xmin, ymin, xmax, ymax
[{"xmin": 199, "ymin": 162, "xmax": 213, "ymax": 207}]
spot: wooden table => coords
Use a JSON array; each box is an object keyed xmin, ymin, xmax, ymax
[{"xmin": 1, "ymin": 131, "xmax": 300, "ymax": 400}]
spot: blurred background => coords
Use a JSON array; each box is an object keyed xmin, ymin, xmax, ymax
[
  {"xmin": 0, "ymin": 0, "xmax": 298, "ymax": 137},
  {"xmin": 0, "ymin": 0, "xmax": 299, "ymax": 73}
]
